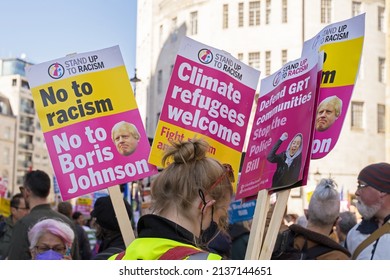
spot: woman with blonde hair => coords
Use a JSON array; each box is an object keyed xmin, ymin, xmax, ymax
[{"xmin": 110, "ymin": 139, "xmax": 234, "ymax": 260}]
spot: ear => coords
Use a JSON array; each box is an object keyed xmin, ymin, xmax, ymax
[
  {"xmin": 333, "ymin": 216, "xmax": 340, "ymax": 227},
  {"xmin": 379, "ymin": 192, "xmax": 388, "ymax": 198},
  {"xmin": 10, "ymin": 207, "xmax": 17, "ymax": 217},
  {"xmin": 30, "ymin": 249, "xmax": 36, "ymax": 259},
  {"xmin": 200, "ymin": 199, "xmax": 216, "ymax": 214}
]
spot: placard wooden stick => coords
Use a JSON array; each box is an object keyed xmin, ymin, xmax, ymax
[
  {"xmin": 108, "ymin": 185, "xmax": 135, "ymax": 246},
  {"xmin": 259, "ymin": 189, "xmax": 290, "ymax": 260},
  {"xmin": 244, "ymin": 189, "xmax": 270, "ymax": 260}
]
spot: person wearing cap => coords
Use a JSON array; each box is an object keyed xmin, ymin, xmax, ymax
[
  {"xmin": 90, "ymin": 196, "xmax": 133, "ymax": 260},
  {"xmin": 346, "ymin": 162, "xmax": 390, "ymax": 259}
]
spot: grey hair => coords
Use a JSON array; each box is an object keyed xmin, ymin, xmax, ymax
[
  {"xmin": 338, "ymin": 211, "xmax": 357, "ymax": 235},
  {"xmin": 308, "ymin": 178, "xmax": 340, "ymax": 226},
  {"xmin": 28, "ymin": 219, "xmax": 74, "ymax": 250}
]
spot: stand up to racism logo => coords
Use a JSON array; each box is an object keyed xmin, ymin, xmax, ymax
[
  {"xmin": 198, "ymin": 49, "xmax": 213, "ymax": 64},
  {"xmin": 48, "ymin": 63, "xmax": 65, "ymax": 79}
]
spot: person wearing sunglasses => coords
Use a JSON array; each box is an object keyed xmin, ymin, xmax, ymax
[
  {"xmin": 28, "ymin": 219, "xmax": 74, "ymax": 260},
  {"xmin": 346, "ymin": 162, "xmax": 390, "ymax": 260},
  {"xmin": 0, "ymin": 193, "xmax": 29, "ymax": 259},
  {"xmin": 109, "ymin": 138, "xmax": 234, "ymax": 260}
]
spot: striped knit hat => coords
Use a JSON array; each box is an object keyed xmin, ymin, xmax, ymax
[{"xmin": 358, "ymin": 162, "xmax": 390, "ymax": 193}]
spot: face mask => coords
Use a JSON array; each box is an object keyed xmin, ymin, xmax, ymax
[
  {"xmin": 35, "ymin": 249, "xmax": 63, "ymax": 260},
  {"xmin": 200, "ymin": 220, "xmax": 219, "ymax": 244}
]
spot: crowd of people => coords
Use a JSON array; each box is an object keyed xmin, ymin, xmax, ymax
[{"xmin": 0, "ymin": 138, "xmax": 389, "ymax": 260}]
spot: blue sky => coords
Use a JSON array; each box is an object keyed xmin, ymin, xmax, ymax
[{"xmin": 0, "ymin": 0, "xmax": 137, "ymax": 77}]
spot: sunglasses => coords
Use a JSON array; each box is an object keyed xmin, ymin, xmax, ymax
[
  {"xmin": 357, "ymin": 182, "xmax": 369, "ymax": 190},
  {"xmin": 34, "ymin": 245, "xmax": 67, "ymax": 254},
  {"xmin": 209, "ymin": 163, "xmax": 235, "ymax": 192},
  {"xmin": 15, "ymin": 207, "xmax": 29, "ymax": 211},
  {"xmin": 198, "ymin": 163, "xmax": 235, "ymax": 210}
]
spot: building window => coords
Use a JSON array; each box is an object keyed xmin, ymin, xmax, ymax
[
  {"xmin": 223, "ymin": 4, "xmax": 229, "ymax": 29},
  {"xmin": 265, "ymin": 51, "xmax": 271, "ymax": 75},
  {"xmin": 156, "ymin": 112, "xmax": 161, "ymax": 127},
  {"xmin": 159, "ymin": 24, "xmax": 164, "ymax": 46},
  {"xmin": 238, "ymin": 2, "xmax": 244, "ymax": 27},
  {"xmin": 237, "ymin": 53, "xmax": 244, "ymax": 61},
  {"xmin": 157, "ymin": 70, "xmax": 163, "ymax": 94},
  {"xmin": 282, "ymin": 0, "xmax": 287, "ymax": 23},
  {"xmin": 378, "ymin": 6, "xmax": 385, "ymax": 32},
  {"xmin": 377, "ymin": 104, "xmax": 385, "ymax": 133},
  {"xmin": 12, "ymin": 79, "xmax": 17, "ymax": 86},
  {"xmin": 351, "ymin": 101, "xmax": 363, "ymax": 129},
  {"xmin": 249, "ymin": 1, "xmax": 260, "ymax": 26},
  {"xmin": 248, "ymin": 52, "xmax": 260, "ymax": 69},
  {"xmin": 4, "ymin": 126, "xmax": 11, "ymax": 140},
  {"xmin": 3, "ymin": 147, "xmax": 10, "ymax": 165},
  {"xmin": 358, "ymin": 56, "xmax": 364, "ymax": 79},
  {"xmin": 21, "ymin": 80, "xmax": 30, "ymax": 89},
  {"xmin": 190, "ymin": 11, "xmax": 198, "ymax": 35},
  {"xmin": 379, "ymin": 57, "xmax": 385, "ymax": 83},
  {"xmin": 266, "ymin": 0, "xmax": 271, "ymax": 24},
  {"xmin": 352, "ymin": 1, "xmax": 361, "ymax": 17},
  {"xmin": 171, "ymin": 17, "xmax": 178, "ymax": 42},
  {"xmin": 281, "ymin": 49, "xmax": 288, "ymax": 65},
  {"xmin": 321, "ymin": 0, "xmax": 332, "ymax": 24},
  {"xmin": 0, "ymin": 101, "xmax": 6, "ymax": 115}
]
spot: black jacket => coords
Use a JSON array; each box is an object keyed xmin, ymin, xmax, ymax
[
  {"xmin": 267, "ymin": 139, "xmax": 302, "ymax": 188},
  {"xmin": 93, "ymin": 232, "xmax": 126, "ymax": 260}
]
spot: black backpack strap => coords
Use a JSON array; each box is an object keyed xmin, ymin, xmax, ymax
[
  {"xmin": 272, "ymin": 228, "xmax": 334, "ymax": 260},
  {"xmin": 304, "ymin": 245, "xmax": 334, "ymax": 260},
  {"xmin": 271, "ymin": 229, "xmax": 296, "ymax": 259}
]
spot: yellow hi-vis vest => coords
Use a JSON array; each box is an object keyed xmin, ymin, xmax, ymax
[{"xmin": 108, "ymin": 237, "xmax": 222, "ymax": 260}]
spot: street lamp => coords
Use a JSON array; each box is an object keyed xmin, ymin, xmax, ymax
[
  {"xmin": 314, "ymin": 168, "xmax": 322, "ymax": 184},
  {"xmin": 130, "ymin": 68, "xmax": 141, "ymax": 97}
]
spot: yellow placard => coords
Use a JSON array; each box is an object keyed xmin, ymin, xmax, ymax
[
  {"xmin": 76, "ymin": 197, "xmax": 93, "ymax": 206},
  {"xmin": 0, "ymin": 197, "xmax": 10, "ymax": 217},
  {"xmin": 320, "ymin": 37, "xmax": 364, "ymax": 87},
  {"xmin": 31, "ymin": 66, "xmax": 136, "ymax": 132},
  {"xmin": 149, "ymin": 121, "xmax": 242, "ymax": 191}
]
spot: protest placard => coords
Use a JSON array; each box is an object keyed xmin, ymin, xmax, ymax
[
  {"xmin": 228, "ymin": 199, "xmax": 256, "ymax": 224},
  {"xmin": 237, "ymin": 52, "xmax": 321, "ymax": 200},
  {"xmin": 0, "ymin": 197, "xmax": 10, "ymax": 217},
  {"xmin": 26, "ymin": 46, "xmax": 158, "ymax": 201},
  {"xmin": 303, "ymin": 14, "xmax": 365, "ymax": 159},
  {"xmin": 0, "ymin": 177, "xmax": 7, "ymax": 198},
  {"xmin": 149, "ymin": 37, "xmax": 260, "ymax": 189},
  {"xmin": 75, "ymin": 196, "xmax": 93, "ymax": 217}
]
